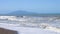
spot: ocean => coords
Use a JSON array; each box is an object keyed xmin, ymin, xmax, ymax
[
  {"xmin": 0, "ymin": 16, "xmax": 60, "ymax": 27},
  {"xmin": 0, "ymin": 16, "xmax": 60, "ymax": 33}
]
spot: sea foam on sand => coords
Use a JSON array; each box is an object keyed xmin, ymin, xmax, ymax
[{"xmin": 0, "ymin": 23, "xmax": 60, "ymax": 34}]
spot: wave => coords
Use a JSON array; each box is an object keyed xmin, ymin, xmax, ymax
[{"xmin": 0, "ymin": 16, "xmax": 60, "ymax": 33}]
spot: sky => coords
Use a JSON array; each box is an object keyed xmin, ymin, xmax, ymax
[{"xmin": 0, "ymin": 0, "xmax": 60, "ymax": 14}]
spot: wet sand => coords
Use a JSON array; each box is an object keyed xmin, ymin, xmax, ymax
[{"xmin": 0, "ymin": 28, "xmax": 18, "ymax": 34}]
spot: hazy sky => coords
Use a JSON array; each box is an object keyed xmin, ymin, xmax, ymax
[{"xmin": 0, "ymin": 0, "xmax": 60, "ymax": 14}]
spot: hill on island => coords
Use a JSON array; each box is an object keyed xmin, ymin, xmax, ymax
[{"xmin": 5, "ymin": 10, "xmax": 39, "ymax": 16}]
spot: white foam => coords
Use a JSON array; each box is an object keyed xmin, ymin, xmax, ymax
[{"xmin": 0, "ymin": 23, "xmax": 60, "ymax": 34}]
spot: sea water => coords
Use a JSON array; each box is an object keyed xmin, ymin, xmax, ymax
[{"xmin": 0, "ymin": 16, "xmax": 60, "ymax": 33}]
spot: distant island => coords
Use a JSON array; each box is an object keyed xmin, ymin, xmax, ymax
[{"xmin": 0, "ymin": 10, "xmax": 60, "ymax": 16}]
